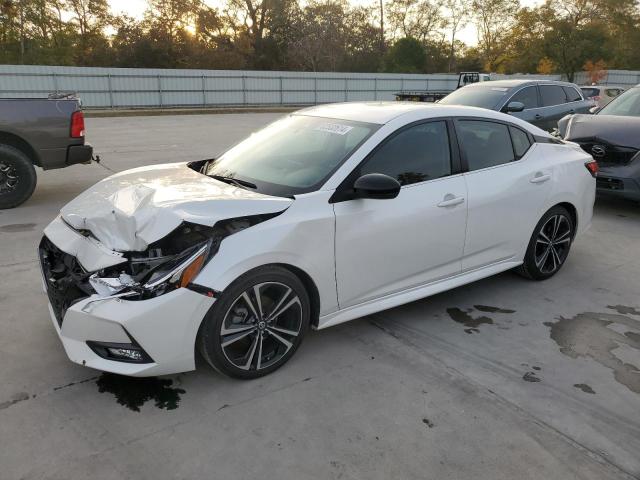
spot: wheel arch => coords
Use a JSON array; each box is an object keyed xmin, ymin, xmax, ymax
[
  {"xmin": 0, "ymin": 131, "xmax": 40, "ymax": 167},
  {"xmin": 274, "ymin": 263, "xmax": 322, "ymax": 329},
  {"xmin": 554, "ymin": 201, "xmax": 578, "ymax": 237}
]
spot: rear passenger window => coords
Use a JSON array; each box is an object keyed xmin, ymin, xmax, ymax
[
  {"xmin": 563, "ymin": 86, "xmax": 582, "ymax": 102},
  {"xmin": 457, "ymin": 120, "xmax": 515, "ymax": 171},
  {"xmin": 509, "ymin": 126, "xmax": 531, "ymax": 158},
  {"xmin": 360, "ymin": 121, "xmax": 451, "ymax": 186},
  {"xmin": 509, "ymin": 86, "xmax": 539, "ymax": 109},
  {"xmin": 540, "ymin": 85, "xmax": 567, "ymax": 106}
]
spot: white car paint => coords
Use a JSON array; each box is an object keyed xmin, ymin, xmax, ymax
[{"xmin": 40, "ymin": 102, "xmax": 596, "ymax": 376}]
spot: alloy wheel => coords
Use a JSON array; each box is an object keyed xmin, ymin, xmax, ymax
[
  {"xmin": 220, "ymin": 282, "xmax": 302, "ymax": 371},
  {"xmin": 534, "ymin": 214, "xmax": 572, "ymax": 274},
  {"xmin": 0, "ymin": 162, "xmax": 18, "ymax": 193}
]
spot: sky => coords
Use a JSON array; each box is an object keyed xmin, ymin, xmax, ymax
[{"xmin": 107, "ymin": 0, "xmax": 543, "ymax": 47}]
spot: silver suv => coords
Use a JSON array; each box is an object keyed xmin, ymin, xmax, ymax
[{"xmin": 439, "ymin": 79, "xmax": 595, "ymax": 131}]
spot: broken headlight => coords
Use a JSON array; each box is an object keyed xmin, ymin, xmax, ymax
[{"xmin": 88, "ymin": 214, "xmax": 280, "ymax": 301}]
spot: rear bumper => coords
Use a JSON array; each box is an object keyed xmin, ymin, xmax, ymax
[
  {"xmin": 597, "ymin": 175, "xmax": 640, "ymax": 201},
  {"xmin": 66, "ymin": 143, "xmax": 93, "ymax": 166}
]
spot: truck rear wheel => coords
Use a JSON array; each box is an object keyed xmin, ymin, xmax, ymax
[{"xmin": 0, "ymin": 144, "xmax": 37, "ymax": 209}]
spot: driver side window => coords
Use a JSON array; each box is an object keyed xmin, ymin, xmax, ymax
[
  {"xmin": 509, "ymin": 86, "xmax": 539, "ymax": 109},
  {"xmin": 359, "ymin": 121, "xmax": 452, "ymax": 186}
]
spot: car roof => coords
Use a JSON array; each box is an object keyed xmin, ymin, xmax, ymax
[
  {"xmin": 463, "ymin": 79, "xmax": 579, "ymax": 89},
  {"xmin": 294, "ymin": 101, "xmax": 549, "ymax": 134}
]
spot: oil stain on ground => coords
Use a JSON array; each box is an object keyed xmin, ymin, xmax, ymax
[
  {"xmin": 447, "ymin": 305, "xmax": 515, "ymax": 334},
  {"xmin": 544, "ymin": 311, "xmax": 640, "ymax": 394},
  {"xmin": 96, "ymin": 373, "xmax": 185, "ymax": 411},
  {"xmin": 0, "ymin": 223, "xmax": 36, "ymax": 233}
]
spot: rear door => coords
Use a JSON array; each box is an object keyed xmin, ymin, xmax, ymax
[
  {"xmin": 539, "ymin": 84, "xmax": 571, "ymax": 130},
  {"xmin": 454, "ymin": 119, "xmax": 553, "ymax": 271}
]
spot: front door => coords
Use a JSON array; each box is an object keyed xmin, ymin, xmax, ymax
[{"xmin": 333, "ymin": 120, "xmax": 468, "ymax": 308}]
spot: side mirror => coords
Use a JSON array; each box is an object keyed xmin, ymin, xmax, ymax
[
  {"xmin": 589, "ymin": 106, "xmax": 600, "ymax": 114},
  {"xmin": 353, "ymin": 173, "xmax": 400, "ymax": 200},
  {"xmin": 505, "ymin": 101, "xmax": 525, "ymax": 113}
]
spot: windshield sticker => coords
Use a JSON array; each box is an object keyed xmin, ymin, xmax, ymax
[
  {"xmin": 491, "ymin": 87, "xmax": 509, "ymax": 92},
  {"xmin": 315, "ymin": 123, "xmax": 354, "ymax": 135}
]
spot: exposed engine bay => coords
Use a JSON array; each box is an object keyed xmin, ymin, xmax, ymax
[{"xmin": 39, "ymin": 215, "xmax": 278, "ymax": 324}]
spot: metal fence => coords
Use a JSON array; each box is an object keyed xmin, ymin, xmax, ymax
[
  {"xmin": 0, "ymin": 65, "xmax": 460, "ymax": 109},
  {"xmin": 1, "ymin": 65, "xmax": 636, "ymax": 109},
  {"xmin": 572, "ymin": 70, "xmax": 640, "ymax": 88}
]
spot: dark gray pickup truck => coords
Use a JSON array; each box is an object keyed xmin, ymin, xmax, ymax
[{"xmin": 0, "ymin": 95, "xmax": 93, "ymax": 208}]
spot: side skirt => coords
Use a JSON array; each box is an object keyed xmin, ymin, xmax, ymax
[{"xmin": 317, "ymin": 260, "xmax": 522, "ymax": 330}]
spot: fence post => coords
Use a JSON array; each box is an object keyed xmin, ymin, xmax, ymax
[
  {"xmin": 107, "ymin": 74, "xmax": 114, "ymax": 109},
  {"xmin": 242, "ymin": 74, "xmax": 247, "ymax": 105},
  {"xmin": 374, "ymin": 78, "xmax": 377, "ymax": 101},
  {"xmin": 52, "ymin": 73, "xmax": 58, "ymax": 94},
  {"xmin": 202, "ymin": 75, "xmax": 206, "ymax": 106},
  {"xmin": 344, "ymin": 78, "xmax": 348, "ymax": 102},
  {"xmin": 157, "ymin": 75, "xmax": 163, "ymax": 108},
  {"xmin": 401, "ymin": 77, "xmax": 404, "ymax": 92},
  {"xmin": 314, "ymin": 77, "xmax": 317, "ymax": 104},
  {"xmin": 279, "ymin": 76, "xmax": 283, "ymax": 105},
  {"xmin": 426, "ymin": 78, "xmax": 429, "ymax": 91}
]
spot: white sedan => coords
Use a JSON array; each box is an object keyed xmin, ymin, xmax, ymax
[{"xmin": 39, "ymin": 103, "xmax": 597, "ymax": 378}]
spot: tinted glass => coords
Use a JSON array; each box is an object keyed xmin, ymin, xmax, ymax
[
  {"xmin": 439, "ymin": 85, "xmax": 510, "ymax": 109},
  {"xmin": 360, "ymin": 121, "xmax": 451, "ymax": 186},
  {"xmin": 205, "ymin": 115, "xmax": 377, "ymax": 196},
  {"xmin": 540, "ymin": 85, "xmax": 567, "ymax": 106},
  {"xmin": 457, "ymin": 120, "xmax": 515, "ymax": 171},
  {"xmin": 581, "ymin": 87, "xmax": 599, "ymax": 98},
  {"xmin": 599, "ymin": 87, "xmax": 640, "ymax": 116},
  {"xmin": 509, "ymin": 126, "xmax": 531, "ymax": 158},
  {"xmin": 510, "ymin": 86, "xmax": 539, "ymax": 109},
  {"xmin": 563, "ymin": 86, "xmax": 582, "ymax": 102}
]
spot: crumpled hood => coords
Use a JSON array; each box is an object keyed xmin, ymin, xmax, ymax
[
  {"xmin": 60, "ymin": 162, "xmax": 292, "ymax": 251},
  {"xmin": 559, "ymin": 114, "xmax": 640, "ymax": 149}
]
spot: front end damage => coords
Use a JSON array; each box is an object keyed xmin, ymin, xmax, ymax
[
  {"xmin": 558, "ymin": 114, "xmax": 640, "ymax": 201},
  {"xmin": 38, "ymin": 162, "xmax": 292, "ymax": 375}
]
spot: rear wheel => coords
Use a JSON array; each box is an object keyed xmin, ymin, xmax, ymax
[
  {"xmin": 0, "ymin": 144, "xmax": 37, "ymax": 209},
  {"xmin": 198, "ymin": 266, "xmax": 310, "ymax": 379},
  {"xmin": 516, "ymin": 206, "xmax": 574, "ymax": 280}
]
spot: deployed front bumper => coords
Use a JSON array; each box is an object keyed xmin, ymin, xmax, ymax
[{"xmin": 39, "ymin": 218, "xmax": 215, "ymax": 377}]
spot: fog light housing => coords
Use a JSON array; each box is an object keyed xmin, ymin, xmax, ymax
[{"xmin": 87, "ymin": 340, "xmax": 153, "ymax": 364}]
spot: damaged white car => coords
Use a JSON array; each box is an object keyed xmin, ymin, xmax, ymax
[{"xmin": 39, "ymin": 103, "xmax": 596, "ymax": 379}]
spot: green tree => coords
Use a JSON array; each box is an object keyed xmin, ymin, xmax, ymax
[{"xmin": 384, "ymin": 37, "xmax": 426, "ymax": 72}]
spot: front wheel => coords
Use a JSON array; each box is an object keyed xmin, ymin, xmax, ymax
[
  {"xmin": 198, "ymin": 266, "xmax": 310, "ymax": 379},
  {"xmin": 516, "ymin": 206, "xmax": 574, "ymax": 280}
]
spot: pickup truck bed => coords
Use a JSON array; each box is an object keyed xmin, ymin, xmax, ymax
[{"xmin": 0, "ymin": 96, "xmax": 92, "ymax": 208}]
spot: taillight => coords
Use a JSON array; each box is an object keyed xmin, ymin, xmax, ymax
[
  {"xmin": 585, "ymin": 160, "xmax": 598, "ymax": 178},
  {"xmin": 70, "ymin": 110, "xmax": 85, "ymax": 138},
  {"xmin": 593, "ymin": 95, "xmax": 601, "ymax": 101}
]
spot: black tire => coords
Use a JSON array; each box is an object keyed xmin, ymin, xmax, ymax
[
  {"xmin": 0, "ymin": 144, "xmax": 37, "ymax": 209},
  {"xmin": 198, "ymin": 265, "xmax": 311, "ymax": 379},
  {"xmin": 516, "ymin": 205, "xmax": 574, "ymax": 280}
]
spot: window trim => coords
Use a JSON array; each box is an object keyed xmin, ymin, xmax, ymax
[
  {"xmin": 452, "ymin": 117, "xmax": 535, "ymax": 173},
  {"xmin": 329, "ymin": 117, "xmax": 461, "ymax": 203}
]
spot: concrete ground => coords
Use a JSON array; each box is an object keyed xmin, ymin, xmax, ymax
[{"xmin": 1, "ymin": 114, "xmax": 639, "ymax": 480}]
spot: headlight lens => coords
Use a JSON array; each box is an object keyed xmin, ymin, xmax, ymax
[{"xmin": 143, "ymin": 243, "xmax": 209, "ymax": 295}]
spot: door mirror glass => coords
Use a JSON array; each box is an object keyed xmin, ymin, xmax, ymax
[
  {"xmin": 353, "ymin": 173, "xmax": 401, "ymax": 200},
  {"xmin": 505, "ymin": 101, "xmax": 525, "ymax": 113}
]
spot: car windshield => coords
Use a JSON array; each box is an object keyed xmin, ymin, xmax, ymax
[
  {"xmin": 438, "ymin": 85, "xmax": 510, "ymax": 109},
  {"xmin": 204, "ymin": 115, "xmax": 378, "ymax": 197},
  {"xmin": 598, "ymin": 87, "xmax": 640, "ymax": 117}
]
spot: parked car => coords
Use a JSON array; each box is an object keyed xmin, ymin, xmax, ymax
[
  {"xmin": 558, "ymin": 84, "xmax": 640, "ymax": 201},
  {"xmin": 39, "ymin": 102, "xmax": 596, "ymax": 379},
  {"xmin": 580, "ymin": 85, "xmax": 625, "ymax": 108},
  {"xmin": 438, "ymin": 79, "xmax": 594, "ymax": 131},
  {"xmin": 0, "ymin": 94, "xmax": 93, "ymax": 209}
]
